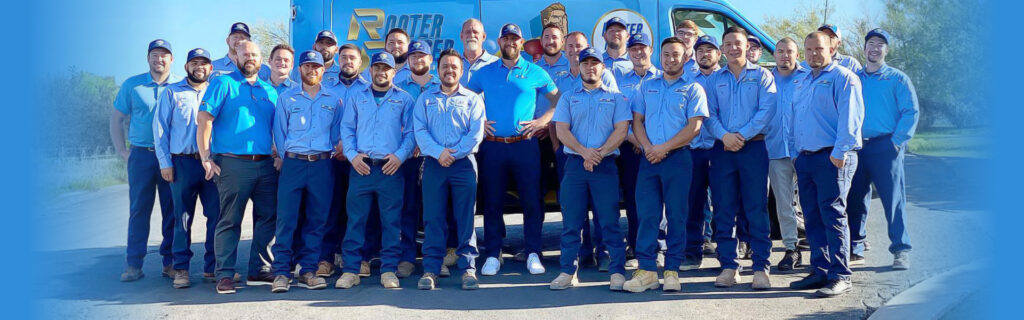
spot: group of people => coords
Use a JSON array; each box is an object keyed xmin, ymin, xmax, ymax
[{"xmin": 112, "ymin": 16, "xmax": 917, "ymax": 299}]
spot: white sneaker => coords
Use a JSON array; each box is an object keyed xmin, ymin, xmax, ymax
[
  {"xmin": 481, "ymin": 257, "xmax": 501, "ymax": 276},
  {"xmin": 526, "ymin": 253, "xmax": 546, "ymax": 274}
]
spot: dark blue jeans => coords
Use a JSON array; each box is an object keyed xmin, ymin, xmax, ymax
[
  {"xmin": 422, "ymin": 157, "xmax": 480, "ymax": 275},
  {"xmin": 635, "ymin": 149, "xmax": 692, "ymax": 271},
  {"xmin": 710, "ymin": 140, "xmax": 771, "ymax": 272},
  {"xmin": 477, "ymin": 140, "xmax": 545, "ymax": 258},
  {"xmin": 795, "ymin": 149, "xmax": 857, "ymax": 281},
  {"xmin": 559, "ymin": 155, "xmax": 625, "ymax": 275},
  {"xmin": 686, "ymin": 147, "xmax": 713, "ymax": 259},
  {"xmin": 125, "ymin": 147, "xmax": 174, "ymax": 269},
  {"xmin": 169, "ymin": 155, "xmax": 219, "ymax": 273},
  {"xmin": 342, "ymin": 161, "xmax": 404, "ymax": 274},
  {"xmin": 848, "ymin": 136, "xmax": 912, "ymax": 255},
  {"xmin": 271, "ymin": 157, "xmax": 334, "ymax": 277}
]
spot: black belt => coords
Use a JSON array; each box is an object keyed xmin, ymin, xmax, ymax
[
  {"xmin": 800, "ymin": 147, "xmax": 833, "ymax": 155},
  {"xmin": 285, "ymin": 152, "xmax": 331, "ymax": 161},
  {"xmin": 172, "ymin": 153, "xmax": 202, "ymax": 160},
  {"xmin": 131, "ymin": 146, "xmax": 155, "ymax": 152},
  {"xmin": 863, "ymin": 134, "xmax": 892, "ymax": 142},
  {"xmin": 220, "ymin": 153, "xmax": 272, "ymax": 161},
  {"xmin": 362, "ymin": 158, "xmax": 388, "ymax": 166}
]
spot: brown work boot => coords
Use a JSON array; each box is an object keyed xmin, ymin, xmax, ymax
[
  {"xmin": 752, "ymin": 270, "xmax": 772, "ymax": 290},
  {"xmin": 609, "ymin": 273, "xmax": 626, "ymax": 291},
  {"xmin": 162, "ymin": 264, "xmax": 174, "ymax": 278},
  {"xmin": 443, "ymin": 248, "xmax": 458, "ymax": 267},
  {"xmin": 440, "ymin": 265, "xmax": 451, "ymax": 277},
  {"xmin": 623, "ymin": 269, "xmax": 660, "ymax": 293},
  {"xmin": 359, "ymin": 261, "xmax": 371, "ymax": 277},
  {"xmin": 396, "ymin": 261, "xmax": 415, "ymax": 278},
  {"xmin": 271, "ymin": 275, "xmax": 290, "ymax": 293},
  {"xmin": 381, "ymin": 272, "xmax": 400, "ymax": 289},
  {"xmin": 172, "ymin": 270, "xmax": 191, "ymax": 289},
  {"xmin": 216, "ymin": 277, "xmax": 236, "ymax": 294},
  {"xmin": 316, "ymin": 260, "xmax": 335, "ymax": 277},
  {"xmin": 120, "ymin": 266, "xmax": 144, "ymax": 282},
  {"xmin": 298, "ymin": 272, "xmax": 327, "ymax": 290},
  {"xmin": 335, "ymin": 272, "xmax": 360, "ymax": 289},
  {"xmin": 663, "ymin": 270, "xmax": 681, "ymax": 292},
  {"xmin": 715, "ymin": 268, "xmax": 740, "ymax": 288}
]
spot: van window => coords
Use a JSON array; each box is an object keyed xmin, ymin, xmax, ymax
[{"xmin": 671, "ymin": 9, "xmax": 776, "ymax": 67}]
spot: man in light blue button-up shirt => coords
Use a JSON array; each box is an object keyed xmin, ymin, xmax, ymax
[
  {"xmin": 412, "ymin": 49, "xmax": 486, "ymax": 289},
  {"xmin": 112, "ymin": 39, "xmax": 180, "ymax": 282},
  {"xmin": 704, "ymin": 28, "xmax": 777, "ymax": 287},
  {"xmin": 458, "ymin": 19, "xmax": 500, "ymax": 86},
  {"xmin": 788, "ymin": 32, "xmax": 864, "ymax": 297},
  {"xmin": 337, "ymin": 52, "xmax": 416, "ymax": 289},
  {"xmin": 152, "ymin": 48, "xmax": 219, "ymax": 287},
  {"xmin": 602, "ymin": 17, "xmax": 633, "ymax": 76},
  {"xmin": 847, "ymin": 28, "xmax": 918, "ymax": 269}
]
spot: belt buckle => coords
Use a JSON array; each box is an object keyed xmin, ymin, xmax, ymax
[{"xmin": 306, "ymin": 154, "xmax": 318, "ymax": 162}]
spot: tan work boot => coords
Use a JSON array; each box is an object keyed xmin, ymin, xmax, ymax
[
  {"xmin": 752, "ymin": 270, "xmax": 772, "ymax": 290},
  {"xmin": 715, "ymin": 268, "xmax": 740, "ymax": 287},
  {"xmin": 335, "ymin": 272, "xmax": 360, "ymax": 289},
  {"xmin": 396, "ymin": 261, "xmax": 415, "ymax": 278},
  {"xmin": 440, "ymin": 265, "xmax": 451, "ymax": 277},
  {"xmin": 162, "ymin": 264, "xmax": 174, "ymax": 278},
  {"xmin": 663, "ymin": 270, "xmax": 681, "ymax": 292},
  {"xmin": 623, "ymin": 269, "xmax": 660, "ymax": 293},
  {"xmin": 418, "ymin": 273, "xmax": 437, "ymax": 290},
  {"xmin": 172, "ymin": 270, "xmax": 191, "ymax": 289},
  {"xmin": 549, "ymin": 272, "xmax": 578, "ymax": 290},
  {"xmin": 271, "ymin": 275, "xmax": 290, "ymax": 293},
  {"xmin": 381, "ymin": 272, "xmax": 400, "ymax": 289},
  {"xmin": 443, "ymin": 248, "xmax": 458, "ymax": 267},
  {"xmin": 359, "ymin": 261, "xmax": 371, "ymax": 277},
  {"xmin": 299, "ymin": 272, "xmax": 327, "ymax": 290},
  {"xmin": 609, "ymin": 273, "xmax": 626, "ymax": 291},
  {"xmin": 462, "ymin": 271, "xmax": 479, "ymax": 290},
  {"xmin": 316, "ymin": 260, "xmax": 335, "ymax": 277}
]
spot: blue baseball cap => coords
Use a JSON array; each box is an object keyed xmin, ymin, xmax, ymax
[
  {"xmin": 694, "ymin": 35, "xmax": 719, "ymax": 50},
  {"xmin": 604, "ymin": 17, "xmax": 626, "ymax": 32},
  {"xmin": 371, "ymin": 51, "xmax": 396, "ymax": 68},
  {"xmin": 148, "ymin": 39, "xmax": 172, "ymax": 54},
  {"xmin": 315, "ymin": 30, "xmax": 337, "ymax": 44},
  {"xmin": 187, "ymin": 48, "xmax": 211, "ymax": 62},
  {"xmin": 818, "ymin": 24, "xmax": 842, "ymax": 40},
  {"xmin": 865, "ymin": 28, "xmax": 891, "ymax": 44},
  {"xmin": 627, "ymin": 33, "xmax": 651, "ymax": 48},
  {"xmin": 500, "ymin": 23, "xmax": 523, "ymax": 39},
  {"xmin": 578, "ymin": 48, "xmax": 601, "ymax": 63},
  {"xmin": 299, "ymin": 50, "xmax": 324, "ymax": 66},
  {"xmin": 747, "ymin": 35, "xmax": 762, "ymax": 48},
  {"xmin": 230, "ymin": 22, "xmax": 251, "ymax": 37},
  {"xmin": 408, "ymin": 40, "xmax": 432, "ymax": 56}
]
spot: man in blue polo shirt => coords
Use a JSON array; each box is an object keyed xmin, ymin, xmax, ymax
[
  {"xmin": 112, "ymin": 39, "xmax": 181, "ymax": 282},
  {"xmin": 466, "ymin": 23, "xmax": 559, "ymax": 276},
  {"xmin": 153, "ymin": 48, "xmax": 218, "ymax": 288},
  {"xmin": 548, "ymin": 48, "xmax": 630, "ymax": 291},
  {"xmin": 268, "ymin": 51, "xmax": 340, "ymax": 293},
  {"xmin": 602, "ymin": 17, "xmax": 633, "ymax": 76},
  {"xmin": 211, "ymin": 22, "xmax": 271, "ymax": 80},
  {"xmin": 413, "ymin": 49, "xmax": 487, "ymax": 290},
  {"xmin": 312, "ymin": 30, "xmax": 341, "ymax": 86},
  {"xmin": 336, "ymin": 52, "xmax": 416, "ymax": 290},
  {"xmin": 624, "ymin": 37, "xmax": 708, "ymax": 293},
  {"xmin": 767, "ymin": 37, "xmax": 810, "ymax": 272},
  {"xmin": 705, "ymin": 27, "xmax": 777, "ymax": 290},
  {"xmin": 848, "ymin": 28, "xmax": 918, "ymax": 270},
  {"xmin": 788, "ymin": 31, "xmax": 864, "ymax": 298},
  {"xmin": 458, "ymin": 18, "xmax": 500, "ymax": 86},
  {"xmin": 197, "ymin": 40, "xmax": 279, "ymax": 294}
]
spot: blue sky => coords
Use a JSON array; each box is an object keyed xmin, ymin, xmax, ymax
[{"xmin": 37, "ymin": 0, "xmax": 880, "ymax": 83}]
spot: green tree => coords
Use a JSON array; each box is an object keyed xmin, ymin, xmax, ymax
[
  {"xmin": 39, "ymin": 69, "xmax": 120, "ymax": 153},
  {"xmin": 251, "ymin": 20, "xmax": 290, "ymax": 58}
]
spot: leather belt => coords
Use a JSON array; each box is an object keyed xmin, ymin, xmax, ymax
[
  {"xmin": 172, "ymin": 153, "xmax": 202, "ymax": 160},
  {"xmin": 131, "ymin": 146, "xmax": 156, "ymax": 152},
  {"xmin": 484, "ymin": 135, "xmax": 528, "ymax": 143},
  {"xmin": 286, "ymin": 152, "xmax": 331, "ymax": 161},
  {"xmin": 362, "ymin": 158, "xmax": 388, "ymax": 166},
  {"xmin": 220, "ymin": 153, "xmax": 272, "ymax": 161},
  {"xmin": 748, "ymin": 134, "xmax": 765, "ymax": 141}
]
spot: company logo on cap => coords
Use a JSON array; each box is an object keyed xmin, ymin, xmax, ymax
[
  {"xmin": 156, "ymin": 40, "xmax": 164, "ymax": 45},
  {"xmin": 377, "ymin": 53, "xmax": 387, "ymax": 59},
  {"xmin": 197, "ymin": 49, "xmax": 204, "ymax": 54},
  {"xmin": 308, "ymin": 52, "xmax": 316, "ymax": 59},
  {"xmin": 413, "ymin": 42, "xmax": 421, "ymax": 49},
  {"xmin": 633, "ymin": 34, "xmax": 642, "ymax": 40}
]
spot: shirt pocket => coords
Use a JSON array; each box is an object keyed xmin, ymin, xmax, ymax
[
  {"xmin": 288, "ymin": 106, "xmax": 310, "ymax": 131},
  {"xmin": 740, "ymin": 81, "xmax": 760, "ymax": 109},
  {"xmin": 598, "ymin": 100, "xmax": 616, "ymax": 124},
  {"xmin": 315, "ymin": 103, "xmax": 338, "ymax": 129}
]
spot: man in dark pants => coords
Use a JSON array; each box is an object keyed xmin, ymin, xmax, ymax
[
  {"xmin": 848, "ymin": 28, "xmax": 917, "ymax": 269},
  {"xmin": 788, "ymin": 31, "xmax": 864, "ymax": 298},
  {"xmin": 197, "ymin": 40, "xmax": 279, "ymax": 294},
  {"xmin": 336, "ymin": 52, "xmax": 416, "ymax": 289},
  {"xmin": 112, "ymin": 39, "xmax": 180, "ymax": 282},
  {"xmin": 153, "ymin": 48, "xmax": 219, "ymax": 288},
  {"xmin": 688, "ymin": 35, "xmax": 724, "ymax": 268}
]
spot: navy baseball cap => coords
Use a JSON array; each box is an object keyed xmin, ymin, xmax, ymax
[
  {"xmin": 694, "ymin": 35, "xmax": 719, "ymax": 50},
  {"xmin": 578, "ymin": 48, "xmax": 601, "ymax": 63},
  {"xmin": 408, "ymin": 40, "xmax": 432, "ymax": 56},
  {"xmin": 230, "ymin": 22, "xmax": 251, "ymax": 37},
  {"xmin": 627, "ymin": 33, "xmax": 651, "ymax": 48},
  {"xmin": 500, "ymin": 23, "xmax": 523, "ymax": 39},
  {"xmin": 315, "ymin": 30, "xmax": 337, "ymax": 44},
  {"xmin": 299, "ymin": 50, "xmax": 324, "ymax": 66},
  {"xmin": 187, "ymin": 48, "xmax": 211, "ymax": 62},
  {"xmin": 818, "ymin": 24, "xmax": 841, "ymax": 40},
  {"xmin": 371, "ymin": 51, "xmax": 396, "ymax": 68},
  {"xmin": 865, "ymin": 28, "xmax": 891, "ymax": 44},
  {"xmin": 604, "ymin": 17, "xmax": 626, "ymax": 32},
  {"xmin": 747, "ymin": 35, "xmax": 762, "ymax": 48},
  {"xmin": 148, "ymin": 39, "xmax": 172, "ymax": 54}
]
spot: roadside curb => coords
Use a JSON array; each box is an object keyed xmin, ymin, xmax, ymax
[{"xmin": 868, "ymin": 262, "xmax": 985, "ymax": 320}]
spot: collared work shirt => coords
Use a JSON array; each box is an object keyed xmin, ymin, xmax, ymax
[
  {"xmin": 114, "ymin": 72, "xmax": 183, "ymax": 148},
  {"xmin": 857, "ymin": 64, "xmax": 919, "ymax": 147},
  {"xmin": 412, "ymin": 85, "xmax": 487, "ymax": 160},
  {"xmin": 465, "ymin": 57, "xmax": 557, "ymax": 137},
  {"xmin": 631, "ymin": 75, "xmax": 709, "ymax": 146},
  {"xmin": 791, "ymin": 61, "xmax": 865, "ymax": 160},
  {"xmin": 153, "ymin": 79, "xmax": 203, "ymax": 169},
  {"xmin": 200, "ymin": 71, "xmax": 279, "ymax": 155},
  {"xmin": 705, "ymin": 61, "xmax": 777, "ymax": 140},
  {"xmin": 273, "ymin": 85, "xmax": 343, "ymax": 158},
  {"xmin": 341, "ymin": 85, "xmax": 416, "ymax": 160},
  {"xmin": 553, "ymin": 85, "xmax": 632, "ymax": 157}
]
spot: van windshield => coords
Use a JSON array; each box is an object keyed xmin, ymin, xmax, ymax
[{"xmin": 672, "ymin": 9, "xmax": 776, "ymax": 67}]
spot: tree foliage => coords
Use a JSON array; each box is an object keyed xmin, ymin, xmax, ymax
[{"xmin": 39, "ymin": 69, "xmax": 120, "ymax": 152}]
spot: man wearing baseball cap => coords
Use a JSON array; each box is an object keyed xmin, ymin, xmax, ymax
[
  {"xmin": 112, "ymin": 38, "xmax": 181, "ymax": 282},
  {"xmin": 602, "ymin": 17, "xmax": 633, "ymax": 76},
  {"xmin": 154, "ymin": 48, "xmax": 221, "ymax": 289},
  {"xmin": 816, "ymin": 24, "xmax": 863, "ymax": 73},
  {"xmin": 212, "ymin": 22, "xmax": 272, "ymax": 80},
  {"xmin": 466, "ymin": 23, "xmax": 559, "ymax": 276},
  {"xmin": 747, "ymin": 35, "xmax": 764, "ymax": 64},
  {"xmin": 336, "ymin": 51, "xmax": 417, "ymax": 290},
  {"xmin": 268, "ymin": 51, "xmax": 340, "ymax": 293},
  {"xmin": 685, "ymin": 35, "xmax": 723, "ymax": 271},
  {"xmin": 847, "ymin": 28, "xmax": 918, "ymax": 270},
  {"xmin": 313, "ymin": 30, "xmax": 342, "ymax": 86}
]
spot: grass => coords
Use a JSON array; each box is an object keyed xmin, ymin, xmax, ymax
[
  {"xmin": 907, "ymin": 127, "xmax": 987, "ymax": 158},
  {"xmin": 44, "ymin": 156, "xmax": 128, "ymax": 197}
]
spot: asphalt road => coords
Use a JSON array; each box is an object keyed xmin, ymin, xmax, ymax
[{"xmin": 34, "ymin": 154, "xmax": 989, "ymax": 319}]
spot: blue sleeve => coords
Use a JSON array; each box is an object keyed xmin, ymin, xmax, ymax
[
  {"xmin": 152, "ymin": 89, "xmax": 174, "ymax": 169},
  {"xmin": 396, "ymin": 94, "xmax": 416, "ymax": 161},
  {"xmin": 452, "ymin": 94, "xmax": 487, "ymax": 159},
  {"xmin": 737, "ymin": 71, "xmax": 778, "ymax": 139},
  {"xmin": 466, "ymin": 67, "xmax": 484, "ymax": 93},
  {"xmin": 341, "ymin": 95, "xmax": 360, "ymax": 160},
  {"xmin": 833, "ymin": 74, "xmax": 864, "ymax": 159},
  {"xmin": 688, "ymin": 84, "xmax": 710, "ymax": 120},
  {"xmin": 892, "ymin": 73, "xmax": 919, "ymax": 147},
  {"xmin": 613, "ymin": 92, "xmax": 632, "ymax": 124},
  {"xmin": 200, "ymin": 77, "xmax": 228, "ymax": 118},
  {"xmin": 551, "ymin": 93, "xmax": 571, "ymax": 123},
  {"xmin": 536, "ymin": 68, "xmax": 557, "ymax": 95},
  {"xmin": 630, "ymin": 82, "xmax": 646, "ymax": 115},
  {"xmin": 330, "ymin": 94, "xmax": 344, "ymax": 148},
  {"xmin": 413, "ymin": 94, "xmax": 444, "ymax": 159},
  {"xmin": 704, "ymin": 75, "xmax": 729, "ymax": 139},
  {"xmin": 113, "ymin": 80, "xmax": 132, "ymax": 115},
  {"xmin": 272, "ymin": 94, "xmax": 289, "ymax": 159},
  {"xmin": 602, "ymin": 69, "xmax": 619, "ymax": 92}
]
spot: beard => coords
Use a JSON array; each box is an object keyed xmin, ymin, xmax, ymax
[
  {"xmin": 340, "ymin": 68, "xmax": 358, "ymax": 79},
  {"xmin": 663, "ymin": 64, "xmax": 683, "ymax": 77},
  {"xmin": 317, "ymin": 49, "xmax": 335, "ymax": 65},
  {"xmin": 606, "ymin": 41, "xmax": 621, "ymax": 51},
  {"xmin": 301, "ymin": 73, "xmax": 322, "ymax": 86},
  {"xmin": 543, "ymin": 44, "xmax": 560, "ymax": 57},
  {"xmin": 698, "ymin": 58, "xmax": 717, "ymax": 69},
  {"xmin": 187, "ymin": 69, "xmax": 209, "ymax": 83},
  {"xmin": 373, "ymin": 75, "xmax": 390, "ymax": 87},
  {"xmin": 867, "ymin": 55, "xmax": 881, "ymax": 63},
  {"xmin": 501, "ymin": 45, "xmax": 520, "ymax": 61},
  {"xmin": 392, "ymin": 51, "xmax": 408, "ymax": 65},
  {"xmin": 464, "ymin": 40, "xmax": 480, "ymax": 51},
  {"xmin": 808, "ymin": 57, "xmax": 826, "ymax": 68},
  {"xmin": 582, "ymin": 75, "xmax": 599, "ymax": 85},
  {"xmin": 411, "ymin": 63, "xmax": 430, "ymax": 76},
  {"xmin": 441, "ymin": 71, "xmax": 459, "ymax": 87},
  {"xmin": 239, "ymin": 59, "xmax": 259, "ymax": 77}
]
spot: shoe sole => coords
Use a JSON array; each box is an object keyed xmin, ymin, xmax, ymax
[
  {"xmin": 528, "ymin": 268, "xmax": 545, "ymax": 275},
  {"xmin": 120, "ymin": 274, "xmax": 144, "ymax": 282},
  {"xmin": 418, "ymin": 281, "xmax": 435, "ymax": 290},
  {"xmin": 610, "ymin": 284, "xmax": 624, "ymax": 291},
  {"xmin": 247, "ymin": 281, "xmax": 273, "ymax": 286},
  {"xmin": 173, "ymin": 283, "xmax": 191, "ymax": 289},
  {"xmin": 850, "ymin": 260, "xmax": 865, "ymax": 266},
  {"xmin": 217, "ymin": 288, "xmax": 236, "ymax": 294},
  {"xmin": 382, "ymin": 284, "xmax": 400, "ymax": 289},
  {"xmin": 815, "ymin": 289, "xmax": 847, "ymax": 298},
  {"xmin": 679, "ymin": 264, "xmax": 701, "ymax": 271},
  {"xmin": 297, "ymin": 282, "xmax": 327, "ymax": 290},
  {"xmin": 316, "ymin": 271, "xmax": 335, "ymax": 277},
  {"xmin": 271, "ymin": 286, "xmax": 289, "ymax": 293},
  {"xmin": 892, "ymin": 265, "xmax": 909, "ymax": 270},
  {"xmin": 663, "ymin": 283, "xmax": 681, "ymax": 292},
  {"xmin": 624, "ymin": 281, "xmax": 660, "ymax": 293},
  {"xmin": 550, "ymin": 278, "xmax": 578, "ymax": 290},
  {"xmin": 714, "ymin": 279, "xmax": 738, "ymax": 288}
]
